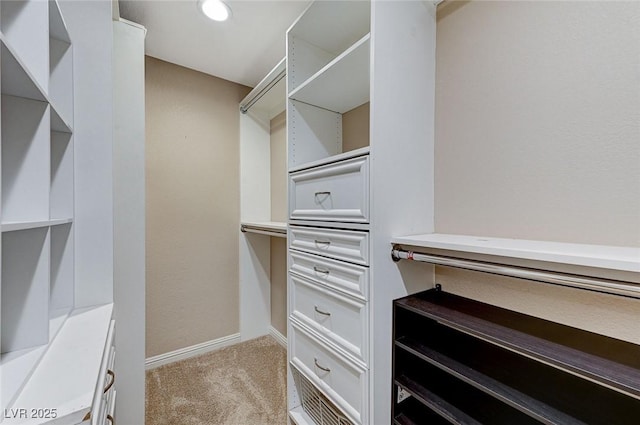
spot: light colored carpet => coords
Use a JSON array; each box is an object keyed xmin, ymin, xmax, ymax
[{"xmin": 146, "ymin": 336, "xmax": 287, "ymax": 425}]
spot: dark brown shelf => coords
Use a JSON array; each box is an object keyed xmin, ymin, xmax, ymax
[
  {"xmin": 395, "ymin": 290, "xmax": 640, "ymax": 400},
  {"xmin": 395, "ymin": 375, "xmax": 481, "ymax": 425},
  {"xmin": 396, "ymin": 337, "xmax": 585, "ymax": 425}
]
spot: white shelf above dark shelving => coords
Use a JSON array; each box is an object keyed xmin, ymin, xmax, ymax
[{"xmin": 391, "ymin": 233, "xmax": 640, "ymax": 273}]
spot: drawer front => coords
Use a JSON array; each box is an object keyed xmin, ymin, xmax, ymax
[
  {"xmin": 290, "ymin": 273, "xmax": 368, "ymax": 362},
  {"xmin": 289, "ymin": 155, "xmax": 369, "ymax": 223},
  {"xmin": 289, "ymin": 250, "xmax": 368, "ymax": 300},
  {"xmin": 290, "ymin": 323, "xmax": 367, "ymax": 425},
  {"xmin": 91, "ymin": 320, "xmax": 115, "ymax": 425},
  {"xmin": 289, "ymin": 226, "xmax": 369, "ymax": 266}
]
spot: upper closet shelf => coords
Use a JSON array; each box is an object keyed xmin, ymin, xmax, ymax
[
  {"xmin": 241, "ymin": 221, "xmax": 287, "ymax": 238},
  {"xmin": 240, "ymin": 57, "xmax": 285, "ymax": 119},
  {"xmin": 288, "ymin": 34, "xmax": 370, "ymax": 114},
  {"xmin": 390, "ymin": 233, "xmax": 640, "ymax": 273}
]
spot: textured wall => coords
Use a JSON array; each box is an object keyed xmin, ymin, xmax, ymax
[
  {"xmin": 146, "ymin": 57, "xmax": 250, "ymax": 357},
  {"xmin": 435, "ymin": 0, "xmax": 640, "ymax": 246},
  {"xmin": 434, "ymin": 1, "xmax": 640, "ymax": 343},
  {"xmin": 270, "ymin": 111, "xmax": 287, "ymax": 336}
]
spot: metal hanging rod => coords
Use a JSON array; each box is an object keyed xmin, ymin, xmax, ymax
[
  {"xmin": 391, "ymin": 245, "xmax": 640, "ymax": 300},
  {"xmin": 241, "ymin": 223, "xmax": 286, "ymax": 238}
]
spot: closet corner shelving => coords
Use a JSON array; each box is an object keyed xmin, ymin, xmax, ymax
[
  {"xmin": 286, "ymin": 1, "xmax": 439, "ymax": 424},
  {"xmin": 1, "ymin": 1, "xmax": 114, "ymax": 422},
  {"xmin": 239, "ymin": 57, "xmax": 288, "ymax": 342}
]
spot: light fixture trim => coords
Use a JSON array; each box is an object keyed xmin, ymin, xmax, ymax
[{"xmin": 198, "ymin": 0, "xmax": 232, "ymax": 22}]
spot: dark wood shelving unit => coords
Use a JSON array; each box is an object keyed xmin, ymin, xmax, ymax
[{"xmin": 392, "ymin": 288, "xmax": 640, "ymax": 424}]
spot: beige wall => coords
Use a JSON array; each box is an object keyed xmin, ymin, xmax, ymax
[
  {"xmin": 434, "ymin": 2, "xmax": 640, "ymax": 343},
  {"xmin": 343, "ymin": 102, "xmax": 370, "ymax": 153},
  {"xmin": 270, "ymin": 111, "xmax": 287, "ymax": 336},
  {"xmin": 146, "ymin": 57, "xmax": 250, "ymax": 357}
]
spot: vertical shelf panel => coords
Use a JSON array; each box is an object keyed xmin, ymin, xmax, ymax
[
  {"xmin": 288, "ymin": 99, "xmax": 342, "ymax": 168},
  {"xmin": 1, "ymin": 95, "xmax": 50, "ymax": 223},
  {"xmin": 50, "ymin": 131, "xmax": 73, "ymax": 219},
  {"xmin": 50, "ymin": 223, "xmax": 73, "ymax": 313},
  {"xmin": 49, "ymin": 38, "xmax": 72, "ymax": 128},
  {"xmin": 1, "ymin": 227, "xmax": 50, "ymax": 353},
  {"xmin": 0, "ymin": 0, "xmax": 49, "ymax": 93}
]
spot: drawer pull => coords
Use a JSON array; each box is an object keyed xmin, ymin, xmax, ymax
[
  {"xmin": 314, "ymin": 305, "xmax": 331, "ymax": 316},
  {"xmin": 313, "ymin": 266, "xmax": 330, "ymax": 275},
  {"xmin": 314, "ymin": 357, "xmax": 331, "ymax": 373},
  {"xmin": 104, "ymin": 370, "xmax": 115, "ymax": 393},
  {"xmin": 314, "ymin": 191, "xmax": 331, "ymax": 197},
  {"xmin": 314, "ymin": 240, "xmax": 331, "ymax": 248},
  {"xmin": 107, "ymin": 414, "xmax": 114, "ymax": 424}
]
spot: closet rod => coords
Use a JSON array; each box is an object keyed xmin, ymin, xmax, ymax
[
  {"xmin": 391, "ymin": 245, "xmax": 640, "ymax": 300},
  {"xmin": 241, "ymin": 223, "xmax": 286, "ymax": 238},
  {"xmin": 240, "ymin": 68, "xmax": 285, "ymax": 114}
]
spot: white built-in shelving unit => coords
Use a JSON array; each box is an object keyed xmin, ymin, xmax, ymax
[
  {"xmin": 0, "ymin": 1, "xmax": 115, "ymax": 423},
  {"xmin": 239, "ymin": 58, "xmax": 289, "ymax": 342},
  {"xmin": 286, "ymin": 2, "xmax": 437, "ymax": 424}
]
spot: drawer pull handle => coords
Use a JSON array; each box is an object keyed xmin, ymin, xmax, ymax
[
  {"xmin": 104, "ymin": 370, "xmax": 115, "ymax": 393},
  {"xmin": 314, "ymin": 357, "xmax": 331, "ymax": 373},
  {"xmin": 314, "ymin": 305, "xmax": 331, "ymax": 316},
  {"xmin": 314, "ymin": 240, "xmax": 331, "ymax": 247},
  {"xmin": 107, "ymin": 414, "xmax": 115, "ymax": 424},
  {"xmin": 313, "ymin": 266, "xmax": 330, "ymax": 275},
  {"xmin": 314, "ymin": 191, "xmax": 331, "ymax": 197}
]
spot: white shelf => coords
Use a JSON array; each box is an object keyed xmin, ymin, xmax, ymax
[
  {"xmin": 241, "ymin": 221, "xmax": 287, "ymax": 238},
  {"xmin": 1, "ymin": 308, "xmax": 71, "ymax": 411},
  {"xmin": 1, "ymin": 218, "xmax": 72, "ymax": 233},
  {"xmin": 289, "ymin": 146, "xmax": 370, "ymax": 173},
  {"xmin": 9, "ymin": 304, "xmax": 114, "ymax": 425},
  {"xmin": 49, "ymin": 0, "xmax": 71, "ymax": 43},
  {"xmin": 0, "ymin": 37, "xmax": 47, "ymax": 102},
  {"xmin": 390, "ymin": 233, "xmax": 640, "ymax": 273},
  {"xmin": 240, "ymin": 57, "xmax": 285, "ymax": 119},
  {"xmin": 289, "ymin": 406, "xmax": 316, "ymax": 425},
  {"xmin": 289, "ymin": 34, "xmax": 370, "ymax": 114}
]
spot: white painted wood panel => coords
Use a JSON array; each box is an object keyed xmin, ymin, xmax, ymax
[
  {"xmin": 288, "ymin": 100, "xmax": 342, "ymax": 168},
  {"xmin": 1, "ymin": 218, "xmax": 71, "ymax": 233},
  {"xmin": 49, "ymin": 38, "xmax": 73, "ymax": 127},
  {"xmin": 289, "ymin": 34, "xmax": 370, "ymax": 114},
  {"xmin": 1, "ymin": 227, "xmax": 50, "ymax": 352},
  {"xmin": 50, "ymin": 223, "xmax": 73, "ymax": 312},
  {"xmin": 50, "ymin": 131, "xmax": 73, "ymax": 220},
  {"xmin": 289, "ymin": 154, "xmax": 369, "ymax": 223},
  {"xmin": 287, "ymin": 36, "xmax": 336, "ymax": 94},
  {"xmin": 289, "ymin": 226, "xmax": 369, "ymax": 266},
  {"xmin": 290, "ymin": 273, "xmax": 368, "ymax": 362},
  {"xmin": 289, "ymin": 320, "xmax": 367, "ymax": 425},
  {"xmin": 289, "ymin": 250, "xmax": 368, "ymax": 301},
  {"xmin": 0, "ymin": 38, "xmax": 47, "ymax": 102},
  {"xmin": 1, "ymin": 95, "xmax": 50, "ymax": 223},
  {"xmin": 0, "ymin": 0, "xmax": 49, "ymax": 92}
]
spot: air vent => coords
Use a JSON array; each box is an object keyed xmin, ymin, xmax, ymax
[{"xmin": 292, "ymin": 366, "xmax": 353, "ymax": 425}]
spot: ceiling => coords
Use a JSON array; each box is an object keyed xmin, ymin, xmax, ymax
[{"xmin": 118, "ymin": 0, "xmax": 311, "ymax": 88}]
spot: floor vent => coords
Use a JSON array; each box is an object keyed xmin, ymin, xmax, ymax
[{"xmin": 292, "ymin": 366, "xmax": 353, "ymax": 425}]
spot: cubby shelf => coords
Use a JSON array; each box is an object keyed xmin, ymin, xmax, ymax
[{"xmin": 288, "ymin": 34, "xmax": 370, "ymax": 114}]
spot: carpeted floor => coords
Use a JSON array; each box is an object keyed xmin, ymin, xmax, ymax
[{"xmin": 146, "ymin": 336, "xmax": 287, "ymax": 425}]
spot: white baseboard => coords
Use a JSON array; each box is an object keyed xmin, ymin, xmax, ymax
[
  {"xmin": 145, "ymin": 333, "xmax": 241, "ymax": 370},
  {"xmin": 269, "ymin": 326, "xmax": 287, "ymax": 348}
]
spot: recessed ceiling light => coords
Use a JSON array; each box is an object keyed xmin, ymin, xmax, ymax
[{"xmin": 198, "ymin": 0, "xmax": 232, "ymax": 22}]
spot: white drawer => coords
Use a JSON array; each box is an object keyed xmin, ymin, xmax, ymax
[
  {"xmin": 289, "ymin": 155, "xmax": 369, "ymax": 223},
  {"xmin": 290, "ymin": 273, "xmax": 368, "ymax": 362},
  {"xmin": 290, "ymin": 322, "xmax": 367, "ymax": 425},
  {"xmin": 289, "ymin": 250, "xmax": 368, "ymax": 300},
  {"xmin": 289, "ymin": 226, "xmax": 369, "ymax": 266}
]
